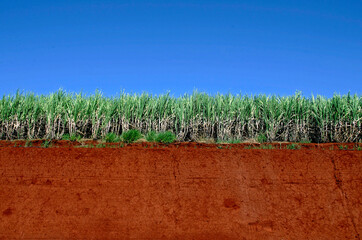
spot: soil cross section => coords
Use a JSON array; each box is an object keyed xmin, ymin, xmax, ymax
[{"xmin": 0, "ymin": 144, "xmax": 361, "ymax": 239}]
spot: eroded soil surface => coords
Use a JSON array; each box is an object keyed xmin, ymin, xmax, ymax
[{"xmin": 0, "ymin": 143, "xmax": 361, "ymax": 239}]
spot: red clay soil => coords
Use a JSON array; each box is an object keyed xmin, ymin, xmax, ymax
[{"xmin": 0, "ymin": 143, "xmax": 361, "ymax": 239}]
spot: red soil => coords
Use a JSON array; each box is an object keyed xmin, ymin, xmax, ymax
[{"xmin": 0, "ymin": 142, "xmax": 361, "ymax": 239}]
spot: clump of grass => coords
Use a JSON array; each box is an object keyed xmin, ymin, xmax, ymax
[
  {"xmin": 257, "ymin": 134, "xmax": 267, "ymax": 143},
  {"xmin": 155, "ymin": 131, "xmax": 176, "ymax": 144},
  {"xmin": 42, "ymin": 140, "xmax": 51, "ymax": 148},
  {"xmin": 62, "ymin": 134, "xmax": 71, "ymax": 140},
  {"xmin": 146, "ymin": 130, "xmax": 157, "ymax": 142},
  {"xmin": 62, "ymin": 133, "xmax": 82, "ymax": 142},
  {"xmin": 121, "ymin": 129, "xmax": 142, "ymax": 143},
  {"xmin": 105, "ymin": 132, "xmax": 120, "ymax": 143},
  {"xmin": 287, "ymin": 144, "xmax": 300, "ymax": 150},
  {"xmin": 96, "ymin": 143, "xmax": 106, "ymax": 148}
]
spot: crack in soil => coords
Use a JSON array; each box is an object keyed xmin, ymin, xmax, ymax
[
  {"xmin": 331, "ymin": 157, "xmax": 360, "ymax": 240},
  {"xmin": 171, "ymin": 151, "xmax": 180, "ymax": 234}
]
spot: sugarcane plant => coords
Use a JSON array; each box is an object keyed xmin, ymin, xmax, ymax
[{"xmin": 0, "ymin": 90, "xmax": 361, "ymax": 143}]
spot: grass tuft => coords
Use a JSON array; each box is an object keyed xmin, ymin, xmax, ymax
[
  {"xmin": 62, "ymin": 134, "xmax": 82, "ymax": 142},
  {"xmin": 146, "ymin": 130, "xmax": 157, "ymax": 142},
  {"xmin": 155, "ymin": 131, "xmax": 176, "ymax": 144},
  {"xmin": 257, "ymin": 134, "xmax": 267, "ymax": 143},
  {"xmin": 121, "ymin": 129, "xmax": 142, "ymax": 143},
  {"xmin": 105, "ymin": 132, "xmax": 120, "ymax": 143}
]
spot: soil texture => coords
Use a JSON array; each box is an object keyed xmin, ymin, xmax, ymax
[{"xmin": 0, "ymin": 143, "xmax": 361, "ymax": 239}]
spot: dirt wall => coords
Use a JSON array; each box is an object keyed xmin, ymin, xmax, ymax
[{"xmin": 0, "ymin": 145, "xmax": 361, "ymax": 239}]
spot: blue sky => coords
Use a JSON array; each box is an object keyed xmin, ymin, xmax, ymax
[{"xmin": 1, "ymin": 0, "xmax": 361, "ymax": 97}]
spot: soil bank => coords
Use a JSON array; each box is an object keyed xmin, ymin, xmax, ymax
[{"xmin": 0, "ymin": 144, "xmax": 361, "ymax": 239}]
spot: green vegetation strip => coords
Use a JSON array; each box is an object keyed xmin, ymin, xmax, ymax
[
  {"xmin": 1, "ymin": 90, "xmax": 361, "ymax": 143},
  {"xmin": 3, "ymin": 139, "xmax": 361, "ymax": 150}
]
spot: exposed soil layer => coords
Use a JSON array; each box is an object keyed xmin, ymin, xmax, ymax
[
  {"xmin": 0, "ymin": 143, "xmax": 361, "ymax": 239},
  {"xmin": 1, "ymin": 139, "xmax": 362, "ymax": 150}
]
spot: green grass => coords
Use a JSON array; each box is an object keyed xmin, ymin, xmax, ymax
[
  {"xmin": 287, "ymin": 144, "xmax": 300, "ymax": 150},
  {"xmin": 155, "ymin": 131, "xmax": 176, "ymax": 144},
  {"xmin": 0, "ymin": 90, "xmax": 361, "ymax": 143},
  {"xmin": 257, "ymin": 134, "xmax": 267, "ymax": 143},
  {"xmin": 121, "ymin": 129, "xmax": 142, "ymax": 143},
  {"xmin": 105, "ymin": 132, "xmax": 120, "ymax": 143},
  {"xmin": 146, "ymin": 130, "xmax": 176, "ymax": 144},
  {"xmin": 146, "ymin": 130, "xmax": 157, "ymax": 142},
  {"xmin": 62, "ymin": 133, "xmax": 82, "ymax": 142}
]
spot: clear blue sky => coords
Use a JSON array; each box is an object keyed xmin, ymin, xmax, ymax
[{"xmin": 1, "ymin": 0, "xmax": 361, "ymax": 97}]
